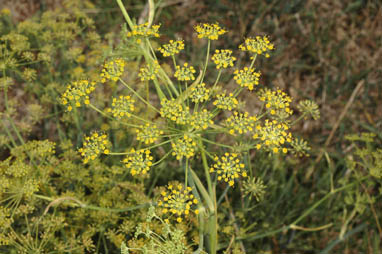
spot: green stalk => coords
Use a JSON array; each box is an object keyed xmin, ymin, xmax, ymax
[
  {"xmin": 115, "ymin": 0, "xmax": 134, "ymax": 29},
  {"xmin": 201, "ymin": 40, "xmax": 211, "ymax": 84}
]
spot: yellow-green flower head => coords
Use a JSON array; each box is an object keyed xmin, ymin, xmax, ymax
[
  {"xmin": 158, "ymin": 39, "xmax": 185, "ymax": 57},
  {"xmin": 78, "ymin": 132, "xmax": 111, "ymax": 164},
  {"xmin": 194, "ymin": 23, "xmax": 227, "ymax": 40},
  {"xmin": 210, "ymin": 153, "xmax": 247, "ymax": 186},
  {"xmin": 171, "ymin": 134, "xmax": 197, "ymax": 160},
  {"xmin": 136, "ymin": 123, "xmax": 164, "ymax": 145},
  {"xmin": 123, "ymin": 148, "xmax": 154, "ymax": 176},
  {"xmin": 258, "ymin": 88, "xmax": 292, "ymax": 116},
  {"xmin": 100, "ymin": 58, "xmax": 126, "ymax": 83},
  {"xmin": 233, "ymin": 67, "xmax": 261, "ymax": 91},
  {"xmin": 253, "ymin": 119, "xmax": 292, "ymax": 154},
  {"xmin": 158, "ymin": 184, "xmax": 199, "ymax": 223},
  {"xmin": 60, "ymin": 80, "xmax": 96, "ymax": 112},
  {"xmin": 160, "ymin": 99, "xmax": 190, "ymax": 125},
  {"xmin": 239, "ymin": 36, "xmax": 274, "ymax": 58},
  {"xmin": 297, "ymin": 100, "xmax": 320, "ymax": 120},
  {"xmin": 213, "ymin": 92, "xmax": 239, "ymax": 111},
  {"xmin": 211, "ymin": 49, "xmax": 236, "ymax": 69},
  {"xmin": 174, "ymin": 62, "xmax": 196, "ymax": 82},
  {"xmin": 190, "ymin": 109, "xmax": 214, "ymax": 130},
  {"xmin": 127, "ymin": 22, "xmax": 161, "ymax": 43},
  {"xmin": 107, "ymin": 95, "xmax": 135, "ymax": 119},
  {"xmin": 290, "ymin": 137, "xmax": 311, "ymax": 157},
  {"xmin": 138, "ymin": 60, "xmax": 160, "ymax": 81},
  {"xmin": 242, "ymin": 177, "xmax": 266, "ymax": 202},
  {"xmin": 225, "ymin": 111, "xmax": 257, "ymax": 135},
  {"xmin": 189, "ymin": 83, "xmax": 210, "ymax": 103}
]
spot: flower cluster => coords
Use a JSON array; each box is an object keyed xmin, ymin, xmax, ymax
[
  {"xmin": 213, "ymin": 92, "xmax": 239, "ymax": 111},
  {"xmin": 211, "ymin": 49, "xmax": 236, "ymax": 69},
  {"xmin": 190, "ymin": 109, "xmax": 214, "ymax": 130},
  {"xmin": 174, "ymin": 63, "xmax": 196, "ymax": 81},
  {"xmin": 78, "ymin": 132, "xmax": 110, "ymax": 164},
  {"xmin": 239, "ymin": 36, "xmax": 274, "ymax": 58},
  {"xmin": 158, "ymin": 184, "xmax": 199, "ymax": 223},
  {"xmin": 138, "ymin": 61, "xmax": 160, "ymax": 81},
  {"xmin": 100, "ymin": 58, "xmax": 126, "ymax": 83},
  {"xmin": 158, "ymin": 39, "xmax": 184, "ymax": 57},
  {"xmin": 297, "ymin": 100, "xmax": 320, "ymax": 120},
  {"xmin": 253, "ymin": 120, "xmax": 292, "ymax": 153},
  {"xmin": 233, "ymin": 67, "xmax": 261, "ymax": 91},
  {"xmin": 194, "ymin": 23, "xmax": 227, "ymax": 40},
  {"xmin": 290, "ymin": 138, "xmax": 311, "ymax": 157},
  {"xmin": 258, "ymin": 88, "xmax": 292, "ymax": 117},
  {"xmin": 225, "ymin": 111, "xmax": 257, "ymax": 135},
  {"xmin": 107, "ymin": 95, "xmax": 135, "ymax": 119},
  {"xmin": 123, "ymin": 149, "xmax": 154, "ymax": 176},
  {"xmin": 242, "ymin": 177, "xmax": 266, "ymax": 202},
  {"xmin": 60, "ymin": 80, "xmax": 96, "ymax": 112},
  {"xmin": 210, "ymin": 153, "xmax": 247, "ymax": 186},
  {"xmin": 160, "ymin": 99, "xmax": 190, "ymax": 125},
  {"xmin": 171, "ymin": 134, "xmax": 197, "ymax": 160},
  {"xmin": 136, "ymin": 123, "xmax": 163, "ymax": 145},
  {"xmin": 127, "ymin": 23, "xmax": 160, "ymax": 43},
  {"xmin": 189, "ymin": 83, "xmax": 210, "ymax": 103}
]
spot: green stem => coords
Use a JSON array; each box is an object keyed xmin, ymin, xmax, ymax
[
  {"xmin": 115, "ymin": 0, "xmax": 134, "ymax": 29},
  {"xmin": 201, "ymin": 40, "xmax": 211, "ymax": 84}
]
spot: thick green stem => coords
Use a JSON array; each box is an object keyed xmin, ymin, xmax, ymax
[
  {"xmin": 201, "ymin": 40, "xmax": 211, "ymax": 84},
  {"xmin": 115, "ymin": 0, "xmax": 134, "ymax": 29}
]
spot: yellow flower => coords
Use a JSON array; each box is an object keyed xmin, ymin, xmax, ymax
[
  {"xmin": 160, "ymin": 99, "xmax": 190, "ymax": 125},
  {"xmin": 210, "ymin": 153, "xmax": 247, "ymax": 186},
  {"xmin": 123, "ymin": 149, "xmax": 154, "ymax": 176},
  {"xmin": 211, "ymin": 49, "xmax": 236, "ymax": 69},
  {"xmin": 190, "ymin": 109, "xmax": 214, "ymax": 130},
  {"xmin": 194, "ymin": 23, "xmax": 227, "ymax": 40},
  {"xmin": 213, "ymin": 92, "xmax": 239, "ymax": 111},
  {"xmin": 233, "ymin": 67, "xmax": 261, "ymax": 91},
  {"xmin": 239, "ymin": 36, "xmax": 274, "ymax": 58},
  {"xmin": 100, "ymin": 58, "xmax": 126, "ymax": 83},
  {"xmin": 136, "ymin": 123, "xmax": 164, "ymax": 145},
  {"xmin": 138, "ymin": 61, "xmax": 160, "ymax": 81},
  {"xmin": 127, "ymin": 23, "xmax": 161, "ymax": 43},
  {"xmin": 174, "ymin": 62, "xmax": 196, "ymax": 82},
  {"xmin": 107, "ymin": 95, "xmax": 135, "ymax": 119},
  {"xmin": 225, "ymin": 111, "xmax": 257, "ymax": 135},
  {"xmin": 172, "ymin": 134, "xmax": 197, "ymax": 160},
  {"xmin": 189, "ymin": 83, "xmax": 210, "ymax": 103},
  {"xmin": 158, "ymin": 39, "xmax": 184, "ymax": 57},
  {"xmin": 60, "ymin": 80, "xmax": 96, "ymax": 111},
  {"xmin": 78, "ymin": 132, "xmax": 111, "ymax": 164},
  {"xmin": 258, "ymin": 88, "xmax": 292, "ymax": 117}
]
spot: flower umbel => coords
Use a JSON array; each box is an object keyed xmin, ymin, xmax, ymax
[
  {"xmin": 225, "ymin": 111, "xmax": 257, "ymax": 135},
  {"xmin": 233, "ymin": 67, "xmax": 261, "ymax": 91},
  {"xmin": 194, "ymin": 23, "xmax": 227, "ymax": 40},
  {"xmin": 213, "ymin": 92, "xmax": 239, "ymax": 111},
  {"xmin": 239, "ymin": 36, "xmax": 274, "ymax": 58},
  {"xmin": 60, "ymin": 80, "xmax": 96, "ymax": 112},
  {"xmin": 160, "ymin": 99, "xmax": 190, "ymax": 125},
  {"xmin": 258, "ymin": 88, "xmax": 292, "ymax": 117},
  {"xmin": 211, "ymin": 49, "xmax": 236, "ymax": 69},
  {"xmin": 136, "ymin": 123, "xmax": 164, "ymax": 145},
  {"xmin": 123, "ymin": 149, "xmax": 154, "ymax": 176},
  {"xmin": 158, "ymin": 39, "xmax": 184, "ymax": 57},
  {"xmin": 210, "ymin": 153, "xmax": 247, "ymax": 186},
  {"xmin": 138, "ymin": 61, "xmax": 160, "ymax": 81},
  {"xmin": 158, "ymin": 184, "xmax": 199, "ymax": 223},
  {"xmin": 253, "ymin": 120, "xmax": 292, "ymax": 153},
  {"xmin": 127, "ymin": 23, "xmax": 160, "ymax": 43},
  {"xmin": 189, "ymin": 83, "xmax": 210, "ymax": 103},
  {"xmin": 290, "ymin": 138, "xmax": 311, "ymax": 157},
  {"xmin": 242, "ymin": 177, "xmax": 266, "ymax": 202},
  {"xmin": 100, "ymin": 58, "xmax": 126, "ymax": 83},
  {"xmin": 190, "ymin": 109, "xmax": 214, "ymax": 130},
  {"xmin": 171, "ymin": 134, "xmax": 197, "ymax": 160},
  {"xmin": 107, "ymin": 95, "xmax": 135, "ymax": 119},
  {"xmin": 174, "ymin": 62, "xmax": 196, "ymax": 82},
  {"xmin": 297, "ymin": 100, "xmax": 320, "ymax": 120},
  {"xmin": 78, "ymin": 132, "xmax": 111, "ymax": 164}
]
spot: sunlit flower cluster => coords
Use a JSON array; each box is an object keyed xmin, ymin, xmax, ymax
[
  {"xmin": 160, "ymin": 99, "xmax": 190, "ymax": 125},
  {"xmin": 78, "ymin": 132, "xmax": 110, "ymax": 164},
  {"xmin": 136, "ymin": 123, "xmax": 164, "ymax": 145},
  {"xmin": 194, "ymin": 23, "xmax": 227, "ymax": 40},
  {"xmin": 127, "ymin": 23, "xmax": 160, "ymax": 43},
  {"xmin": 174, "ymin": 62, "xmax": 196, "ymax": 81},
  {"xmin": 138, "ymin": 60, "xmax": 160, "ymax": 81},
  {"xmin": 107, "ymin": 95, "xmax": 135, "ymax": 119},
  {"xmin": 233, "ymin": 67, "xmax": 261, "ymax": 91},
  {"xmin": 258, "ymin": 88, "xmax": 292, "ymax": 116},
  {"xmin": 211, "ymin": 49, "xmax": 236, "ymax": 69},
  {"xmin": 158, "ymin": 39, "xmax": 185, "ymax": 57},
  {"xmin": 190, "ymin": 109, "xmax": 213, "ymax": 130},
  {"xmin": 60, "ymin": 80, "xmax": 96, "ymax": 112},
  {"xmin": 213, "ymin": 92, "xmax": 239, "ymax": 111},
  {"xmin": 225, "ymin": 111, "xmax": 257, "ymax": 135},
  {"xmin": 100, "ymin": 58, "xmax": 126, "ymax": 83},
  {"xmin": 189, "ymin": 83, "xmax": 210, "ymax": 103},
  {"xmin": 123, "ymin": 149, "xmax": 154, "ymax": 176},
  {"xmin": 210, "ymin": 153, "xmax": 247, "ymax": 186},
  {"xmin": 158, "ymin": 184, "xmax": 199, "ymax": 223},
  {"xmin": 239, "ymin": 36, "xmax": 274, "ymax": 58},
  {"xmin": 171, "ymin": 134, "xmax": 197, "ymax": 160},
  {"xmin": 253, "ymin": 120, "xmax": 292, "ymax": 153}
]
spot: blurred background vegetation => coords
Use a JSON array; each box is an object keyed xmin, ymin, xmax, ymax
[{"xmin": 0, "ymin": 0, "xmax": 381, "ymax": 253}]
